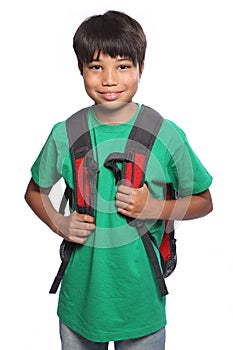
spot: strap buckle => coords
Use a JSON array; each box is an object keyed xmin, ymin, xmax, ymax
[{"xmin": 104, "ymin": 152, "xmax": 133, "ymax": 184}]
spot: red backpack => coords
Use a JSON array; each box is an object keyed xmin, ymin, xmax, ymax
[{"xmin": 49, "ymin": 105, "xmax": 177, "ymax": 296}]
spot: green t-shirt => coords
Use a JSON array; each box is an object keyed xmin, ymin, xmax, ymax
[{"xmin": 31, "ymin": 104, "xmax": 212, "ymax": 342}]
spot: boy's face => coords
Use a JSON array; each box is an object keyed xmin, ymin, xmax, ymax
[{"xmin": 82, "ymin": 51, "xmax": 143, "ymax": 106}]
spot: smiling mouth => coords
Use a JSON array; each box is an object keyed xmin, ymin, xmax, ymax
[{"xmin": 99, "ymin": 91, "xmax": 122, "ymax": 101}]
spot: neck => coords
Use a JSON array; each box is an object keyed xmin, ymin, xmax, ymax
[{"xmin": 93, "ymin": 102, "xmax": 138, "ymax": 125}]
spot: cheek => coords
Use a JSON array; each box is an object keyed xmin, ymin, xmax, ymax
[
  {"xmin": 83, "ymin": 74, "xmax": 97, "ymax": 93},
  {"xmin": 128, "ymin": 74, "xmax": 140, "ymax": 91},
  {"xmin": 83, "ymin": 69, "xmax": 97, "ymax": 86},
  {"xmin": 82, "ymin": 79, "xmax": 93, "ymax": 98},
  {"xmin": 128, "ymin": 70, "xmax": 141, "ymax": 85}
]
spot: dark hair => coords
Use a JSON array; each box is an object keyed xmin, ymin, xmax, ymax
[{"xmin": 73, "ymin": 10, "xmax": 147, "ymax": 74}]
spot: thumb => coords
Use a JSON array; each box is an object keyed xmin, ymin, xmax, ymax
[
  {"xmin": 74, "ymin": 211, "xmax": 95, "ymax": 223},
  {"xmin": 141, "ymin": 182, "xmax": 149, "ymax": 192}
]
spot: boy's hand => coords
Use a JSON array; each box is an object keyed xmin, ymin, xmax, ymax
[
  {"xmin": 56, "ymin": 212, "xmax": 95, "ymax": 244},
  {"xmin": 116, "ymin": 183, "xmax": 156, "ymax": 219}
]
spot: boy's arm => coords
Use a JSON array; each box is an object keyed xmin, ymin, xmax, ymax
[
  {"xmin": 24, "ymin": 178, "xmax": 95, "ymax": 244},
  {"xmin": 116, "ymin": 184, "xmax": 213, "ymax": 220}
]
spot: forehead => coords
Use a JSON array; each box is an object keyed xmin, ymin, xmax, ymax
[{"xmin": 91, "ymin": 49, "xmax": 131, "ymax": 62}]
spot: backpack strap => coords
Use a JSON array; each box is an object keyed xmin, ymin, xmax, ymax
[
  {"xmin": 160, "ymin": 184, "xmax": 177, "ymax": 277},
  {"xmin": 66, "ymin": 107, "xmax": 98, "ymax": 216},
  {"xmin": 49, "ymin": 107, "xmax": 99, "ymax": 294},
  {"xmin": 105, "ymin": 105, "xmax": 163, "ymax": 187},
  {"xmin": 104, "ymin": 105, "xmax": 169, "ymax": 297}
]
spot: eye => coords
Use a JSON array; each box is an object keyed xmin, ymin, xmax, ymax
[
  {"xmin": 89, "ymin": 65, "xmax": 102, "ymax": 70},
  {"xmin": 118, "ymin": 64, "xmax": 130, "ymax": 70}
]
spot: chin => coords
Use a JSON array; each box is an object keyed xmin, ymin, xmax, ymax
[{"xmin": 94, "ymin": 101, "xmax": 131, "ymax": 112}]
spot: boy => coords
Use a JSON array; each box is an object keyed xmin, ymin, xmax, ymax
[{"xmin": 25, "ymin": 10, "xmax": 213, "ymax": 350}]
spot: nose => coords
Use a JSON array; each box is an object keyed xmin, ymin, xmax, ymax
[{"xmin": 102, "ymin": 68, "xmax": 118, "ymax": 86}]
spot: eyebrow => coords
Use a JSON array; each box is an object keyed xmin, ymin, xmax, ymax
[{"xmin": 91, "ymin": 57, "xmax": 131, "ymax": 62}]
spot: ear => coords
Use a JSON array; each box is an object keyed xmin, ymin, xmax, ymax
[
  {"xmin": 138, "ymin": 62, "xmax": 144, "ymax": 82},
  {"xmin": 140, "ymin": 62, "xmax": 145, "ymax": 77},
  {"xmin": 78, "ymin": 63, "xmax": 83, "ymax": 76}
]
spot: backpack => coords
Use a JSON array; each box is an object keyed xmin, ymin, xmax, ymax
[{"xmin": 49, "ymin": 105, "xmax": 177, "ymax": 296}]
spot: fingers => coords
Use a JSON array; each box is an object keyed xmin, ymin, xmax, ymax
[
  {"xmin": 115, "ymin": 184, "xmax": 149, "ymax": 218},
  {"xmin": 63, "ymin": 212, "xmax": 95, "ymax": 244},
  {"xmin": 73, "ymin": 212, "xmax": 95, "ymax": 226},
  {"xmin": 116, "ymin": 184, "xmax": 147, "ymax": 206},
  {"xmin": 117, "ymin": 183, "xmax": 148, "ymax": 194},
  {"xmin": 115, "ymin": 193, "xmax": 131, "ymax": 207},
  {"xmin": 116, "ymin": 185, "xmax": 133, "ymax": 206},
  {"xmin": 117, "ymin": 184, "xmax": 133, "ymax": 195}
]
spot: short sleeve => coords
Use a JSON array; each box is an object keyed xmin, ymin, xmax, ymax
[
  {"xmin": 31, "ymin": 123, "xmax": 63, "ymax": 188},
  {"xmin": 169, "ymin": 137, "xmax": 213, "ymax": 196},
  {"xmin": 160, "ymin": 120, "xmax": 213, "ymax": 197}
]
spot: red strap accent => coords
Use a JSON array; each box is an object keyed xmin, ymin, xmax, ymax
[
  {"xmin": 84, "ymin": 166, "xmax": 90, "ymax": 206},
  {"xmin": 75, "ymin": 158, "xmax": 85, "ymax": 207},
  {"xmin": 133, "ymin": 153, "xmax": 146, "ymax": 188},
  {"xmin": 160, "ymin": 187, "xmax": 173, "ymax": 260},
  {"xmin": 75, "ymin": 158, "xmax": 90, "ymax": 207},
  {"xmin": 125, "ymin": 162, "xmax": 133, "ymax": 187},
  {"xmin": 125, "ymin": 153, "xmax": 146, "ymax": 188},
  {"xmin": 160, "ymin": 229, "xmax": 171, "ymax": 260}
]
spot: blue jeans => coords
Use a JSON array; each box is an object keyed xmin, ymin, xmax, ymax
[{"xmin": 59, "ymin": 321, "xmax": 166, "ymax": 350}]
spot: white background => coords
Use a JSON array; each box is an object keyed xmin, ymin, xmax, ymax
[{"xmin": 1, "ymin": 0, "xmax": 232, "ymax": 349}]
